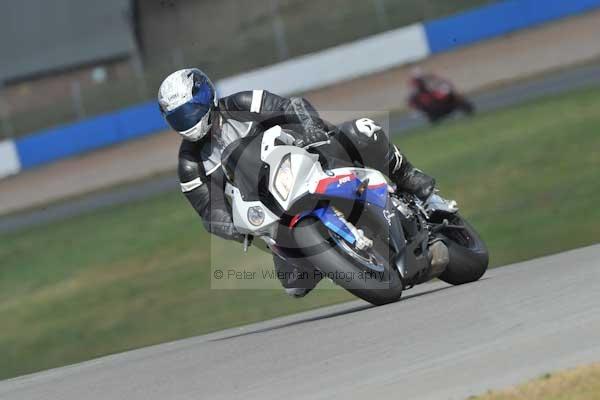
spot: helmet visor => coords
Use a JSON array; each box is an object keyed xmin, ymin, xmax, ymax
[
  {"xmin": 165, "ymin": 101, "xmax": 211, "ymax": 132},
  {"xmin": 164, "ymin": 78, "xmax": 215, "ymax": 132}
]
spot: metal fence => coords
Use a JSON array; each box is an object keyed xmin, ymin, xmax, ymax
[{"xmin": 0, "ymin": 0, "xmax": 493, "ymax": 140}]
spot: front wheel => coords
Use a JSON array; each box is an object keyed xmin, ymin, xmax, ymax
[
  {"xmin": 437, "ymin": 214, "xmax": 489, "ymax": 285},
  {"xmin": 292, "ymin": 218, "xmax": 403, "ymax": 306}
]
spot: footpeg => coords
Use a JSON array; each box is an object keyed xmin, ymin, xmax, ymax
[
  {"xmin": 430, "ymin": 219, "xmax": 464, "ymax": 233},
  {"xmin": 425, "ymin": 193, "xmax": 459, "ymax": 216}
]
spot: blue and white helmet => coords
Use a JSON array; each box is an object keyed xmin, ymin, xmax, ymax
[{"xmin": 158, "ymin": 68, "xmax": 218, "ymax": 141}]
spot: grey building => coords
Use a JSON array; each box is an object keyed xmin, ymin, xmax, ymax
[{"xmin": 0, "ymin": 0, "xmax": 136, "ymax": 83}]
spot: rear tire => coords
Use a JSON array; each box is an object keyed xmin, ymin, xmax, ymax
[
  {"xmin": 438, "ymin": 215, "xmax": 488, "ymax": 285},
  {"xmin": 292, "ymin": 218, "xmax": 403, "ymax": 306},
  {"xmin": 456, "ymin": 96, "xmax": 475, "ymax": 115}
]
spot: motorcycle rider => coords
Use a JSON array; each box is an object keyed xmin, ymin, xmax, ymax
[
  {"xmin": 158, "ymin": 68, "xmax": 446, "ymax": 297},
  {"xmin": 408, "ymin": 67, "xmax": 474, "ymax": 123}
]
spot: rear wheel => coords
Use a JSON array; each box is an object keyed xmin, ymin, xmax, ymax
[
  {"xmin": 292, "ymin": 218, "xmax": 403, "ymax": 305},
  {"xmin": 437, "ymin": 214, "xmax": 488, "ymax": 285},
  {"xmin": 457, "ymin": 96, "xmax": 475, "ymax": 115}
]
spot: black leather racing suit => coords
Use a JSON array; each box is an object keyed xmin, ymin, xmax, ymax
[{"xmin": 178, "ymin": 90, "xmax": 435, "ymax": 295}]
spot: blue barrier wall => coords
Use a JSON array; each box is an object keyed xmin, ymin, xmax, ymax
[
  {"xmin": 424, "ymin": 0, "xmax": 600, "ymax": 54},
  {"xmin": 15, "ymin": 101, "xmax": 167, "ymax": 169},
  {"xmin": 8, "ymin": 0, "xmax": 600, "ymax": 175}
]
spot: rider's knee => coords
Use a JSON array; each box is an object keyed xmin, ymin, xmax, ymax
[
  {"xmin": 339, "ymin": 118, "xmax": 383, "ymax": 145},
  {"xmin": 284, "ymin": 288, "xmax": 312, "ymax": 298}
]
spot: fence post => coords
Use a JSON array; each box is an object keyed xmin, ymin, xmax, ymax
[
  {"xmin": 0, "ymin": 82, "xmax": 15, "ymax": 139},
  {"xmin": 131, "ymin": 46, "xmax": 149, "ymax": 101},
  {"xmin": 127, "ymin": 2, "xmax": 149, "ymax": 101},
  {"xmin": 374, "ymin": 0, "xmax": 389, "ymax": 30},
  {"xmin": 172, "ymin": 47, "xmax": 184, "ymax": 69},
  {"xmin": 271, "ymin": 0, "xmax": 289, "ymax": 61},
  {"xmin": 70, "ymin": 80, "xmax": 86, "ymax": 120}
]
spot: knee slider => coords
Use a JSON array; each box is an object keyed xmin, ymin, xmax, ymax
[{"xmin": 354, "ymin": 118, "xmax": 382, "ymax": 141}]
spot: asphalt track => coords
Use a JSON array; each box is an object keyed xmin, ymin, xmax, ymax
[
  {"xmin": 1, "ymin": 62, "xmax": 600, "ymax": 234},
  {"xmin": 1, "ymin": 244, "xmax": 599, "ymax": 399}
]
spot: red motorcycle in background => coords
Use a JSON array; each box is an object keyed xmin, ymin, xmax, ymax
[{"xmin": 408, "ymin": 69, "xmax": 475, "ymax": 123}]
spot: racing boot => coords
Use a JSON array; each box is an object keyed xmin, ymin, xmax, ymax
[
  {"xmin": 387, "ymin": 148, "xmax": 452, "ymax": 275},
  {"xmin": 388, "ymin": 146, "xmax": 436, "ymax": 201}
]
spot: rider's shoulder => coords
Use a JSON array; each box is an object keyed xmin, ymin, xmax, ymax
[
  {"xmin": 178, "ymin": 139, "xmax": 216, "ymax": 178},
  {"xmin": 220, "ymin": 91, "xmax": 255, "ymax": 112},
  {"xmin": 220, "ymin": 89, "xmax": 283, "ymax": 115}
]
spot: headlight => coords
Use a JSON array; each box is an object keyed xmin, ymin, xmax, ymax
[
  {"xmin": 247, "ymin": 206, "xmax": 265, "ymax": 226},
  {"xmin": 274, "ymin": 154, "xmax": 293, "ymax": 201}
]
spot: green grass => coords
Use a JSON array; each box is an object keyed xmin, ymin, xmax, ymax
[
  {"xmin": 398, "ymin": 87, "xmax": 600, "ymax": 266},
  {"xmin": 1, "ymin": 86, "xmax": 600, "ymax": 379},
  {"xmin": 0, "ymin": 194, "xmax": 351, "ymax": 378}
]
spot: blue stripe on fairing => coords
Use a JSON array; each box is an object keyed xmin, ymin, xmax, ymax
[{"xmin": 320, "ymin": 176, "xmax": 388, "ymax": 209}]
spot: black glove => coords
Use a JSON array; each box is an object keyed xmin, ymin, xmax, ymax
[
  {"xmin": 290, "ymin": 124, "xmax": 330, "ymax": 148},
  {"xmin": 287, "ymin": 97, "xmax": 330, "ymax": 147},
  {"xmin": 204, "ymin": 209, "xmax": 245, "ymax": 243}
]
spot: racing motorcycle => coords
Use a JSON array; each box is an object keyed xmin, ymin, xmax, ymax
[
  {"xmin": 409, "ymin": 79, "xmax": 475, "ymax": 123},
  {"xmin": 222, "ymin": 125, "xmax": 488, "ymax": 305}
]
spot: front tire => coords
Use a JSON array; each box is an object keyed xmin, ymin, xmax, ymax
[{"xmin": 292, "ymin": 218, "xmax": 403, "ymax": 306}]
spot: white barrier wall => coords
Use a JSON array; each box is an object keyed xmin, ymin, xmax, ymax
[
  {"xmin": 7, "ymin": 0, "xmax": 600, "ymax": 178},
  {"xmin": 0, "ymin": 140, "xmax": 21, "ymax": 178},
  {"xmin": 216, "ymin": 24, "xmax": 429, "ymax": 96}
]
